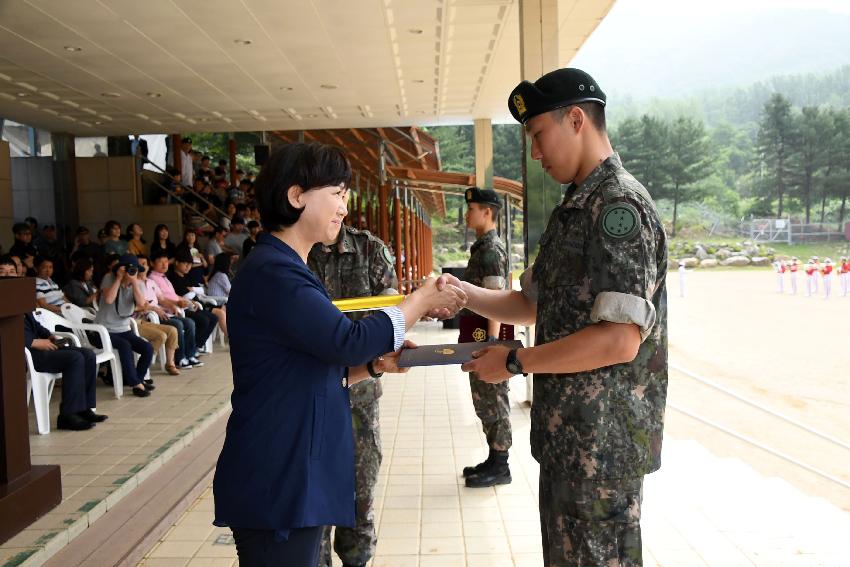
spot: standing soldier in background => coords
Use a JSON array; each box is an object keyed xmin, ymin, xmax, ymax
[
  {"xmin": 839, "ymin": 256, "xmax": 849, "ymax": 297},
  {"xmin": 459, "ymin": 187, "xmax": 514, "ymax": 488},
  {"xmin": 821, "ymin": 258, "xmax": 834, "ymax": 299},
  {"xmin": 308, "ymin": 211, "xmax": 398, "ymax": 567},
  {"xmin": 812, "ymin": 256, "xmax": 821, "ymax": 294},
  {"xmin": 788, "ymin": 257, "xmax": 799, "ymax": 295},
  {"xmin": 773, "ymin": 259, "xmax": 785, "ymax": 294},
  {"xmin": 805, "ymin": 259, "xmax": 816, "ymax": 297}
]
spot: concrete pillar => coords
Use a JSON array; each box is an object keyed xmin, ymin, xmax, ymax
[
  {"xmin": 519, "ymin": 0, "xmax": 562, "ymax": 263},
  {"xmin": 473, "ymin": 118, "xmax": 494, "ymax": 190},
  {"xmin": 519, "ymin": 0, "xmax": 560, "ymax": 402},
  {"xmin": 50, "ymin": 133, "xmax": 78, "ymax": 249}
]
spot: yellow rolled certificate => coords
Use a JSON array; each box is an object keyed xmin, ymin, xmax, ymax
[{"xmin": 332, "ymin": 295, "xmax": 405, "ymax": 313}]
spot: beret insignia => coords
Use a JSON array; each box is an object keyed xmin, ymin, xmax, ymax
[{"xmin": 512, "ymin": 94, "xmax": 527, "ymax": 116}]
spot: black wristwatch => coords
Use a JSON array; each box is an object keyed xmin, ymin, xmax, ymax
[
  {"xmin": 505, "ymin": 348, "xmax": 527, "ymax": 376},
  {"xmin": 366, "ymin": 359, "xmax": 384, "ymax": 378},
  {"xmin": 487, "ymin": 335, "xmax": 498, "ymax": 342}
]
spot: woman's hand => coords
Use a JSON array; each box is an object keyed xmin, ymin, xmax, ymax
[
  {"xmin": 375, "ymin": 339, "xmax": 418, "ymax": 374},
  {"xmin": 416, "ymin": 277, "xmax": 468, "ymax": 314}
]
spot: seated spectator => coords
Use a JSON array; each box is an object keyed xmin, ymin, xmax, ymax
[
  {"xmin": 71, "ymin": 226, "xmax": 103, "ymax": 267},
  {"xmin": 125, "ymin": 223, "xmax": 148, "ymax": 256},
  {"xmin": 207, "ymin": 253, "xmax": 233, "ymax": 299},
  {"xmin": 149, "ymin": 252, "xmax": 208, "ymax": 365},
  {"xmin": 213, "ymin": 179, "xmax": 229, "ymax": 208},
  {"xmin": 214, "ymin": 159, "xmax": 228, "ymax": 179},
  {"xmin": 96, "ymin": 228, "xmax": 108, "ymax": 246},
  {"xmin": 167, "ymin": 253, "xmax": 221, "ymax": 350},
  {"xmin": 37, "ymin": 224, "xmax": 67, "ymax": 284},
  {"xmin": 224, "ymin": 217, "xmax": 248, "ymax": 259},
  {"xmin": 242, "ymin": 220, "xmax": 262, "ymax": 258},
  {"xmin": 35, "ymin": 256, "xmax": 67, "ymax": 314},
  {"xmin": 228, "ymin": 178, "xmax": 250, "ymax": 203},
  {"xmin": 140, "ymin": 254, "xmax": 200, "ymax": 370},
  {"xmin": 8, "ymin": 253, "xmax": 28, "ymax": 277},
  {"xmin": 63, "ymin": 259, "xmax": 98, "ymax": 313},
  {"xmin": 206, "ymin": 226, "xmax": 230, "ymax": 265},
  {"xmin": 0, "ymin": 255, "xmax": 17, "ymax": 277},
  {"xmin": 133, "ymin": 256, "xmax": 180, "ymax": 376},
  {"xmin": 103, "ymin": 220, "xmax": 129, "ymax": 256},
  {"xmin": 175, "ymin": 230, "xmax": 208, "ymax": 285},
  {"xmin": 25, "ymin": 312, "xmax": 107, "ymax": 431},
  {"xmin": 197, "ymin": 155, "xmax": 213, "ymax": 181},
  {"xmin": 10, "ymin": 222, "xmax": 38, "ymax": 261},
  {"xmin": 150, "ymin": 224, "xmax": 176, "ymax": 263},
  {"xmin": 94, "ymin": 255, "xmax": 154, "ymax": 397},
  {"xmin": 220, "ymin": 202, "xmax": 237, "ymax": 230}
]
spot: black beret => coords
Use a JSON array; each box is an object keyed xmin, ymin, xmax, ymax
[
  {"xmin": 508, "ymin": 68, "xmax": 606, "ymax": 124},
  {"xmin": 464, "ymin": 187, "xmax": 501, "ymax": 208}
]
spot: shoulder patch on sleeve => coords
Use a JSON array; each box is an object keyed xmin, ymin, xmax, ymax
[
  {"xmin": 600, "ymin": 202, "xmax": 640, "ymax": 240},
  {"xmin": 381, "ymin": 246, "xmax": 394, "ymax": 265}
]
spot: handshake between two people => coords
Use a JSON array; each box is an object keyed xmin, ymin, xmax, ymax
[{"xmin": 373, "ymin": 274, "xmax": 518, "ymax": 384}]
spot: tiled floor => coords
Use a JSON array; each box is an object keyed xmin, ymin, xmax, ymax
[
  {"xmin": 137, "ymin": 321, "xmax": 850, "ymax": 567},
  {"xmin": 1, "ymin": 343, "xmax": 234, "ymax": 567}
]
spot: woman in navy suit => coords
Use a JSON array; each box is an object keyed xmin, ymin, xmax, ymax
[{"xmin": 213, "ymin": 142, "xmax": 466, "ymax": 566}]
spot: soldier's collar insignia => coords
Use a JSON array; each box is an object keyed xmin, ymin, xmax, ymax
[
  {"xmin": 512, "ymin": 94, "xmax": 527, "ymax": 116},
  {"xmin": 600, "ymin": 202, "xmax": 640, "ymax": 240}
]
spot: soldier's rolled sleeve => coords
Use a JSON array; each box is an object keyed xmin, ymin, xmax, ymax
[
  {"xmin": 519, "ymin": 266, "xmax": 539, "ymax": 303},
  {"xmin": 590, "ymin": 292, "xmax": 656, "ymax": 341},
  {"xmin": 587, "ymin": 197, "xmax": 660, "ymax": 342}
]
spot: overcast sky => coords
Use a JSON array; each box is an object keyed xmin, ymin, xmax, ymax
[{"xmin": 569, "ymin": 0, "xmax": 850, "ymax": 101}]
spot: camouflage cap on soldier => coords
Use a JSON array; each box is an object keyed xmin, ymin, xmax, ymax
[
  {"xmin": 508, "ymin": 67, "xmax": 606, "ymax": 124},
  {"xmin": 464, "ymin": 187, "xmax": 501, "ymax": 208}
]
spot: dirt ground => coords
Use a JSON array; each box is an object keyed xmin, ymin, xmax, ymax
[{"xmin": 665, "ymin": 269, "xmax": 850, "ymax": 510}]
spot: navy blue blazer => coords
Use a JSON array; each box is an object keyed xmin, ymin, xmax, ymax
[{"xmin": 213, "ymin": 233, "xmax": 397, "ymax": 532}]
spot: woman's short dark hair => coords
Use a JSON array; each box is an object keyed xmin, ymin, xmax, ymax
[
  {"xmin": 255, "ymin": 142, "xmax": 351, "ymax": 231},
  {"xmin": 34, "ymin": 255, "xmax": 52, "ymax": 268},
  {"xmin": 210, "ymin": 253, "xmax": 233, "ymax": 278},
  {"xmin": 154, "ymin": 224, "xmax": 170, "ymax": 240},
  {"xmin": 71, "ymin": 258, "xmax": 94, "ymax": 281},
  {"xmin": 104, "ymin": 220, "xmax": 121, "ymax": 233}
]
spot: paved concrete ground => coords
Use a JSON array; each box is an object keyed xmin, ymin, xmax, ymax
[{"xmin": 137, "ymin": 271, "xmax": 850, "ymax": 567}]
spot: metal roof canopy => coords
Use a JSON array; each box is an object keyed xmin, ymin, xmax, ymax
[{"xmin": 0, "ymin": 0, "xmax": 614, "ymax": 136}]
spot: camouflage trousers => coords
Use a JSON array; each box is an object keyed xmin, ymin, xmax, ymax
[
  {"xmin": 539, "ymin": 470, "xmax": 644, "ymax": 567},
  {"xmin": 317, "ymin": 399, "xmax": 382, "ymax": 567},
  {"xmin": 469, "ymin": 373, "xmax": 512, "ymax": 451}
]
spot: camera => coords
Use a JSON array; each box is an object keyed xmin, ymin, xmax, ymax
[{"xmin": 126, "ymin": 265, "xmax": 139, "ymax": 276}]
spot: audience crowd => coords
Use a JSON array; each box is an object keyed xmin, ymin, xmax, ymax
[{"xmin": 0, "ymin": 146, "xmax": 255, "ymax": 433}]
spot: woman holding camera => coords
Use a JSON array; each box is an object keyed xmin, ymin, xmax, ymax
[
  {"xmin": 213, "ymin": 142, "xmax": 466, "ymax": 565},
  {"xmin": 95, "ymin": 254, "xmax": 154, "ymax": 397}
]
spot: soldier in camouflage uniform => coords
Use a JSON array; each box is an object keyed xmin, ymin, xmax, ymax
[
  {"xmin": 308, "ymin": 221, "xmax": 398, "ymax": 567},
  {"xmin": 449, "ymin": 68, "xmax": 668, "ymax": 566},
  {"xmin": 458, "ymin": 187, "xmax": 515, "ymax": 488}
]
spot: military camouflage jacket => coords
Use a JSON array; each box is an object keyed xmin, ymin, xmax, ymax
[
  {"xmin": 307, "ymin": 225, "xmax": 398, "ymax": 406},
  {"xmin": 461, "ymin": 229, "xmax": 508, "ymax": 316},
  {"xmin": 526, "ymin": 153, "xmax": 668, "ymax": 480}
]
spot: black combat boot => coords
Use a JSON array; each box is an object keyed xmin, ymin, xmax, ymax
[
  {"xmin": 465, "ymin": 450, "xmax": 511, "ymax": 488},
  {"xmin": 462, "ymin": 449, "xmax": 496, "ymax": 478}
]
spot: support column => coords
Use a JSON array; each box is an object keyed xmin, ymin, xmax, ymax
[
  {"xmin": 403, "ymin": 191, "xmax": 412, "ymax": 293},
  {"xmin": 519, "ymin": 0, "xmax": 561, "ymax": 261},
  {"xmin": 393, "ymin": 187, "xmax": 403, "ymax": 291},
  {"xmin": 474, "ymin": 118, "xmax": 494, "ymax": 189},
  {"xmin": 378, "ymin": 183, "xmax": 390, "ymax": 244},
  {"xmin": 51, "ymin": 133, "xmax": 79, "ymax": 250},
  {"xmin": 519, "ymin": 0, "xmax": 559, "ymax": 402},
  {"xmin": 171, "ymin": 134, "xmax": 182, "ymax": 171},
  {"xmin": 228, "ymin": 135, "xmax": 237, "ymax": 186}
]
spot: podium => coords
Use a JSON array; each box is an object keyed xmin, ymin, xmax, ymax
[{"xmin": 0, "ymin": 277, "xmax": 61, "ymax": 544}]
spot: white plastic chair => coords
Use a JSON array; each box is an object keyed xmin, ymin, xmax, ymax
[
  {"xmin": 45, "ymin": 306, "xmax": 124, "ymax": 398},
  {"xmin": 25, "ymin": 330, "xmax": 81, "ymax": 435}
]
